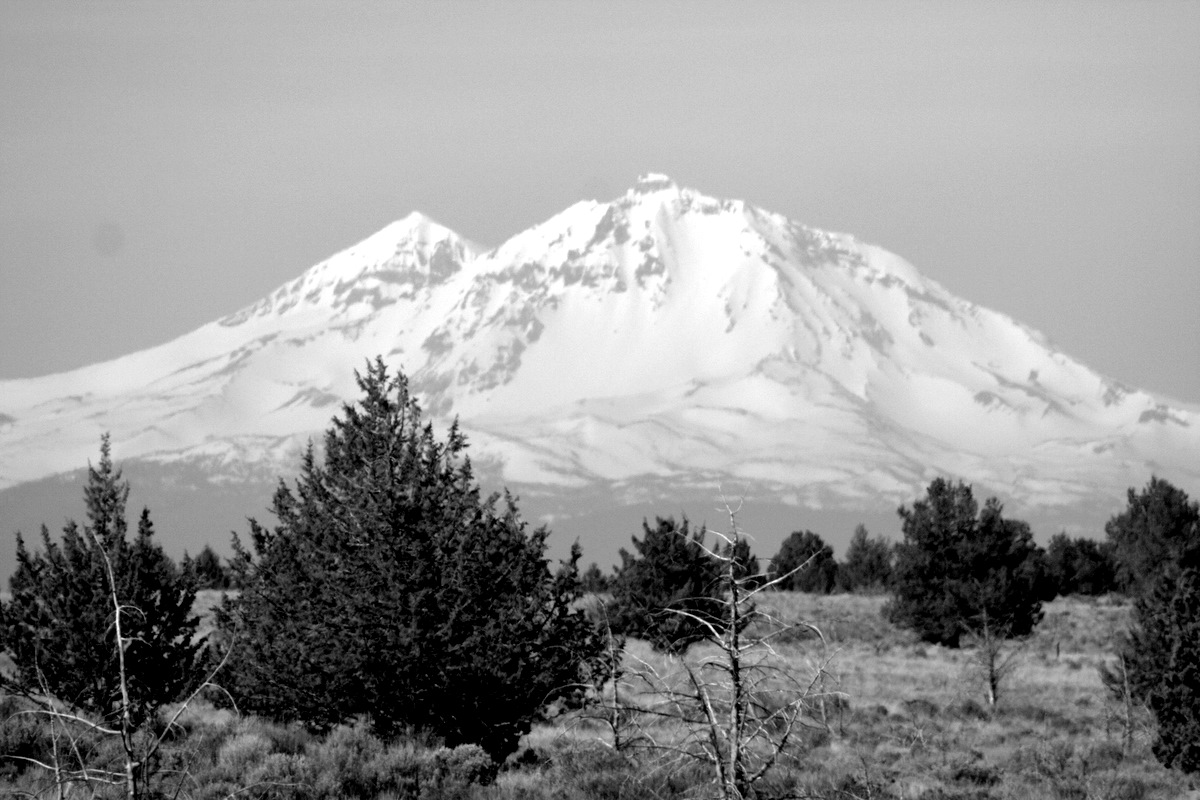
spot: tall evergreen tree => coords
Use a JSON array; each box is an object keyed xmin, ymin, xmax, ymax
[
  {"xmin": 0, "ymin": 436, "xmax": 204, "ymax": 726},
  {"xmin": 218, "ymin": 359, "xmax": 609, "ymax": 759},
  {"xmin": 884, "ymin": 478, "xmax": 1045, "ymax": 648}
]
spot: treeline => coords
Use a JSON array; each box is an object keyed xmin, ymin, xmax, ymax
[
  {"xmin": 0, "ymin": 356, "xmax": 1197, "ymax": 796},
  {"xmin": 191, "ymin": 510, "xmax": 1131, "ymax": 602},
  {"xmin": 583, "ymin": 513, "xmax": 1126, "ymax": 601}
]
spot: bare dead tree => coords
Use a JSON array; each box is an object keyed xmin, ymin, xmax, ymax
[{"xmin": 609, "ymin": 494, "xmax": 841, "ymax": 800}]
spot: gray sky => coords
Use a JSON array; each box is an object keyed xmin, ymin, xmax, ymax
[{"xmin": 2, "ymin": 1, "xmax": 1198, "ymax": 402}]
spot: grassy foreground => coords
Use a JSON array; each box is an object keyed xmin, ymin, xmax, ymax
[{"xmin": 3, "ymin": 592, "xmax": 1197, "ymax": 799}]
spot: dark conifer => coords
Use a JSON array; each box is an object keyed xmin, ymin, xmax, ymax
[
  {"xmin": 218, "ymin": 358, "xmax": 610, "ymax": 759},
  {"xmin": 1106, "ymin": 476, "xmax": 1200, "ymax": 596},
  {"xmin": 769, "ymin": 529, "xmax": 839, "ymax": 593},
  {"xmin": 1104, "ymin": 568, "xmax": 1200, "ymax": 773},
  {"xmin": 884, "ymin": 478, "xmax": 1045, "ymax": 648},
  {"xmin": 1043, "ymin": 532, "xmax": 1118, "ymax": 597},
  {"xmin": 0, "ymin": 436, "xmax": 204, "ymax": 726},
  {"xmin": 607, "ymin": 516, "xmax": 725, "ymax": 653},
  {"xmin": 185, "ymin": 543, "xmax": 232, "ymax": 590},
  {"xmin": 580, "ymin": 562, "xmax": 611, "ymax": 593}
]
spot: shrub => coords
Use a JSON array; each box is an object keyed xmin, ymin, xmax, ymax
[
  {"xmin": 218, "ymin": 359, "xmax": 611, "ymax": 760},
  {"xmin": 0, "ymin": 435, "xmax": 205, "ymax": 726},
  {"xmin": 607, "ymin": 515, "xmax": 724, "ymax": 653},
  {"xmin": 884, "ymin": 478, "xmax": 1045, "ymax": 649},
  {"xmin": 0, "ymin": 696, "xmax": 55, "ymax": 782},
  {"xmin": 244, "ymin": 752, "xmax": 314, "ymax": 800}
]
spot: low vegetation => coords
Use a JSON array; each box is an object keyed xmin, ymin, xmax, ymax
[{"xmin": 4, "ymin": 592, "xmax": 1194, "ymax": 799}]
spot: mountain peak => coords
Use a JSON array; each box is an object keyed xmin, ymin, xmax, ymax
[
  {"xmin": 371, "ymin": 211, "xmax": 463, "ymax": 249},
  {"xmin": 630, "ymin": 172, "xmax": 679, "ymax": 194},
  {"xmin": 0, "ymin": 178, "xmax": 1196, "ymax": 535}
]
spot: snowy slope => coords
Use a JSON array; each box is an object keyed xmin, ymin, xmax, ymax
[{"xmin": 0, "ymin": 175, "xmax": 1196, "ymax": 518}]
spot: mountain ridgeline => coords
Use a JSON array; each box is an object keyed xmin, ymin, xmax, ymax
[{"xmin": 0, "ymin": 175, "xmax": 1196, "ymax": 569}]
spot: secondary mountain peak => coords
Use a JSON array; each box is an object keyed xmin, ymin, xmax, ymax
[{"xmin": 217, "ymin": 211, "xmax": 480, "ymax": 328}]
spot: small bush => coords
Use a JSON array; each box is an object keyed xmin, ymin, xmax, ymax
[
  {"xmin": 951, "ymin": 762, "xmax": 999, "ymax": 787},
  {"xmin": 216, "ymin": 730, "xmax": 273, "ymax": 779},
  {"xmin": 429, "ymin": 744, "xmax": 497, "ymax": 788},
  {"xmin": 244, "ymin": 753, "xmax": 314, "ymax": 800},
  {"xmin": 1099, "ymin": 775, "xmax": 1148, "ymax": 800},
  {"xmin": 308, "ymin": 723, "xmax": 385, "ymax": 798},
  {"xmin": 0, "ymin": 697, "xmax": 49, "ymax": 776}
]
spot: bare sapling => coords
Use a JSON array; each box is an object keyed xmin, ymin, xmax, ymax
[{"xmin": 966, "ymin": 605, "xmax": 1024, "ymax": 709}]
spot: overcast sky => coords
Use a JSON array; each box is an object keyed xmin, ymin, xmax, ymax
[{"xmin": 2, "ymin": 1, "xmax": 1197, "ymax": 402}]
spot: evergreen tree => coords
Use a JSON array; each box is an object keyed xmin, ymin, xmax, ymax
[
  {"xmin": 1106, "ymin": 477, "xmax": 1200, "ymax": 596},
  {"xmin": 769, "ymin": 530, "xmax": 838, "ymax": 593},
  {"xmin": 580, "ymin": 562, "xmax": 611, "ymax": 593},
  {"xmin": 838, "ymin": 524, "xmax": 894, "ymax": 593},
  {"xmin": 218, "ymin": 359, "xmax": 609, "ymax": 759},
  {"xmin": 884, "ymin": 478, "xmax": 1045, "ymax": 648},
  {"xmin": 608, "ymin": 516, "xmax": 725, "ymax": 653},
  {"xmin": 184, "ymin": 543, "xmax": 232, "ymax": 590},
  {"xmin": 0, "ymin": 436, "xmax": 204, "ymax": 726},
  {"xmin": 1104, "ymin": 568, "xmax": 1200, "ymax": 773}
]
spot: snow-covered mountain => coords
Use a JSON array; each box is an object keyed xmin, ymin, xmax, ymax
[{"xmin": 1, "ymin": 174, "xmax": 1196, "ymax": 564}]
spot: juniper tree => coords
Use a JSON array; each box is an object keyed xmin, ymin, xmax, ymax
[
  {"xmin": 0, "ymin": 436, "xmax": 204, "ymax": 728},
  {"xmin": 183, "ymin": 544, "xmax": 232, "ymax": 590},
  {"xmin": 769, "ymin": 529, "xmax": 839, "ymax": 593},
  {"xmin": 885, "ymin": 478, "xmax": 1046, "ymax": 650},
  {"xmin": 607, "ymin": 516, "xmax": 725, "ymax": 653},
  {"xmin": 217, "ymin": 358, "xmax": 610, "ymax": 760},
  {"xmin": 1106, "ymin": 476, "xmax": 1200, "ymax": 596},
  {"xmin": 1103, "ymin": 567, "xmax": 1200, "ymax": 773}
]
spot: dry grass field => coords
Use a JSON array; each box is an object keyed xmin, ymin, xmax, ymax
[
  {"xmin": 3, "ymin": 590, "xmax": 1197, "ymax": 799},
  {"xmin": 499, "ymin": 592, "xmax": 1198, "ymax": 799}
]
